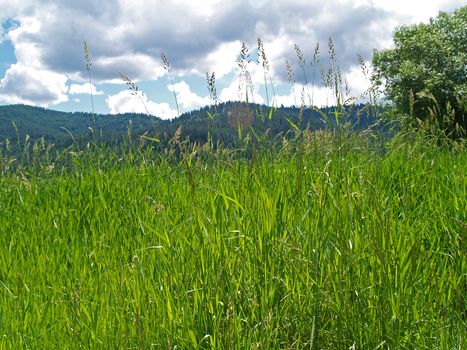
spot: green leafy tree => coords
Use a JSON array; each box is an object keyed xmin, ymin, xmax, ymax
[{"xmin": 372, "ymin": 6, "xmax": 466, "ymax": 137}]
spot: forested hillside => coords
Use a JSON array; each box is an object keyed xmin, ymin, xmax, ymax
[{"xmin": 0, "ymin": 102, "xmax": 381, "ymax": 150}]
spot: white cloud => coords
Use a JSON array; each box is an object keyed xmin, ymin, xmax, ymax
[
  {"xmin": 219, "ymin": 78, "xmax": 242, "ymax": 102},
  {"xmin": 199, "ymin": 41, "xmax": 242, "ymax": 79},
  {"xmin": 344, "ymin": 64, "xmax": 371, "ymax": 101},
  {"xmin": 106, "ymin": 90, "xmax": 177, "ymax": 119},
  {"xmin": 168, "ymin": 81, "xmax": 210, "ymax": 110},
  {"xmin": 94, "ymin": 53, "xmax": 166, "ymax": 83},
  {"xmin": 169, "ymin": 0, "xmax": 224, "ymax": 17},
  {"xmin": 273, "ymin": 84, "xmax": 331, "ymax": 108},
  {"xmin": 69, "ymin": 83, "xmax": 104, "ymax": 95},
  {"xmin": 364, "ymin": 0, "xmax": 464, "ymax": 22},
  {"xmin": 248, "ymin": 0, "xmax": 271, "ymax": 9},
  {"xmin": 7, "ymin": 17, "xmax": 43, "ymax": 66},
  {"xmin": 0, "ymin": 16, "xmax": 69, "ymax": 106},
  {"xmin": 0, "ymin": 0, "xmax": 399, "ymax": 82},
  {"xmin": 1, "ymin": 0, "xmax": 464, "ymax": 110},
  {"xmin": 219, "ymin": 59, "xmax": 376, "ymax": 108},
  {"xmin": 219, "ymin": 76, "xmax": 265, "ymax": 105},
  {"xmin": 0, "ymin": 0, "xmax": 35, "ymax": 22},
  {"xmin": 0, "ymin": 63, "xmax": 68, "ymax": 106}
]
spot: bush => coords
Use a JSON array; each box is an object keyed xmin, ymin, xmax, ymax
[{"xmin": 372, "ymin": 6, "xmax": 466, "ymax": 138}]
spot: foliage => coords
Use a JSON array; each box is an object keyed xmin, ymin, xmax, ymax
[{"xmin": 372, "ymin": 6, "xmax": 466, "ymax": 138}]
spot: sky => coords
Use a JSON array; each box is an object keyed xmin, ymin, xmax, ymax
[{"xmin": 0, "ymin": 0, "xmax": 464, "ymax": 119}]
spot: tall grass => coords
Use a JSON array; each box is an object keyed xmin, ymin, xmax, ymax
[
  {"xmin": 0, "ymin": 37, "xmax": 465, "ymax": 349},
  {"xmin": 0, "ymin": 130, "xmax": 465, "ymax": 349}
]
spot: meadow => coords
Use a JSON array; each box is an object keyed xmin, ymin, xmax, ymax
[
  {"xmin": 0, "ymin": 126, "xmax": 465, "ymax": 348},
  {"xmin": 1, "ymin": 18, "xmax": 466, "ymax": 347}
]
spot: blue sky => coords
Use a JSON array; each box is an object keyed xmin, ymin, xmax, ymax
[{"xmin": 0, "ymin": 0, "xmax": 464, "ymax": 119}]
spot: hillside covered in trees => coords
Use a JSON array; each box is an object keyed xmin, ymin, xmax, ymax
[{"xmin": 0, "ymin": 102, "xmax": 382, "ymax": 151}]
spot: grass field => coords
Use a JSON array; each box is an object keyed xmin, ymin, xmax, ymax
[{"xmin": 0, "ymin": 129, "xmax": 465, "ymax": 349}]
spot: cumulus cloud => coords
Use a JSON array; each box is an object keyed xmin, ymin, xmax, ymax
[
  {"xmin": 266, "ymin": 83, "xmax": 331, "ymax": 108},
  {"xmin": 106, "ymin": 90, "xmax": 177, "ymax": 119},
  {"xmin": 69, "ymin": 83, "xmax": 104, "ymax": 95},
  {"xmin": 0, "ymin": 63, "xmax": 68, "ymax": 106},
  {"xmin": 168, "ymin": 81, "xmax": 210, "ymax": 110},
  {"xmin": 0, "ymin": 0, "xmax": 463, "ymax": 109},
  {"xmin": 199, "ymin": 41, "xmax": 242, "ymax": 79},
  {"xmin": 344, "ymin": 64, "xmax": 372, "ymax": 101},
  {"xmin": 0, "ymin": 16, "xmax": 69, "ymax": 106},
  {"xmin": 365, "ymin": 0, "xmax": 463, "ymax": 22},
  {"xmin": 94, "ymin": 54, "xmax": 165, "ymax": 83},
  {"xmin": 219, "ymin": 76, "xmax": 265, "ymax": 105},
  {"xmin": 0, "ymin": 0, "xmax": 399, "ymax": 82}
]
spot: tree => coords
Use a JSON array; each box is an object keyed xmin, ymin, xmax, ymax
[{"xmin": 372, "ymin": 6, "xmax": 466, "ymax": 138}]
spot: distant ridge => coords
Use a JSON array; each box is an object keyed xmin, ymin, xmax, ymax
[{"xmin": 0, "ymin": 102, "xmax": 380, "ymax": 148}]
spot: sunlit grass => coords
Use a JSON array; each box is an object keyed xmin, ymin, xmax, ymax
[{"xmin": 0, "ymin": 131, "xmax": 465, "ymax": 349}]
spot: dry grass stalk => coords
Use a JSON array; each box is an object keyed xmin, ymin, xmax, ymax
[
  {"xmin": 83, "ymin": 41, "xmax": 95, "ymax": 114},
  {"xmin": 257, "ymin": 38, "xmax": 270, "ymax": 106},
  {"xmin": 161, "ymin": 51, "xmax": 180, "ymax": 118},
  {"xmin": 119, "ymin": 72, "xmax": 150, "ymax": 115},
  {"xmin": 237, "ymin": 42, "xmax": 254, "ymax": 102},
  {"xmin": 285, "ymin": 59, "xmax": 297, "ymax": 106}
]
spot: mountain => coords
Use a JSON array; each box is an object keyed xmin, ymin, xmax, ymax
[
  {"xmin": 0, "ymin": 102, "xmax": 381, "ymax": 150},
  {"xmin": 0, "ymin": 104, "xmax": 160, "ymax": 145}
]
